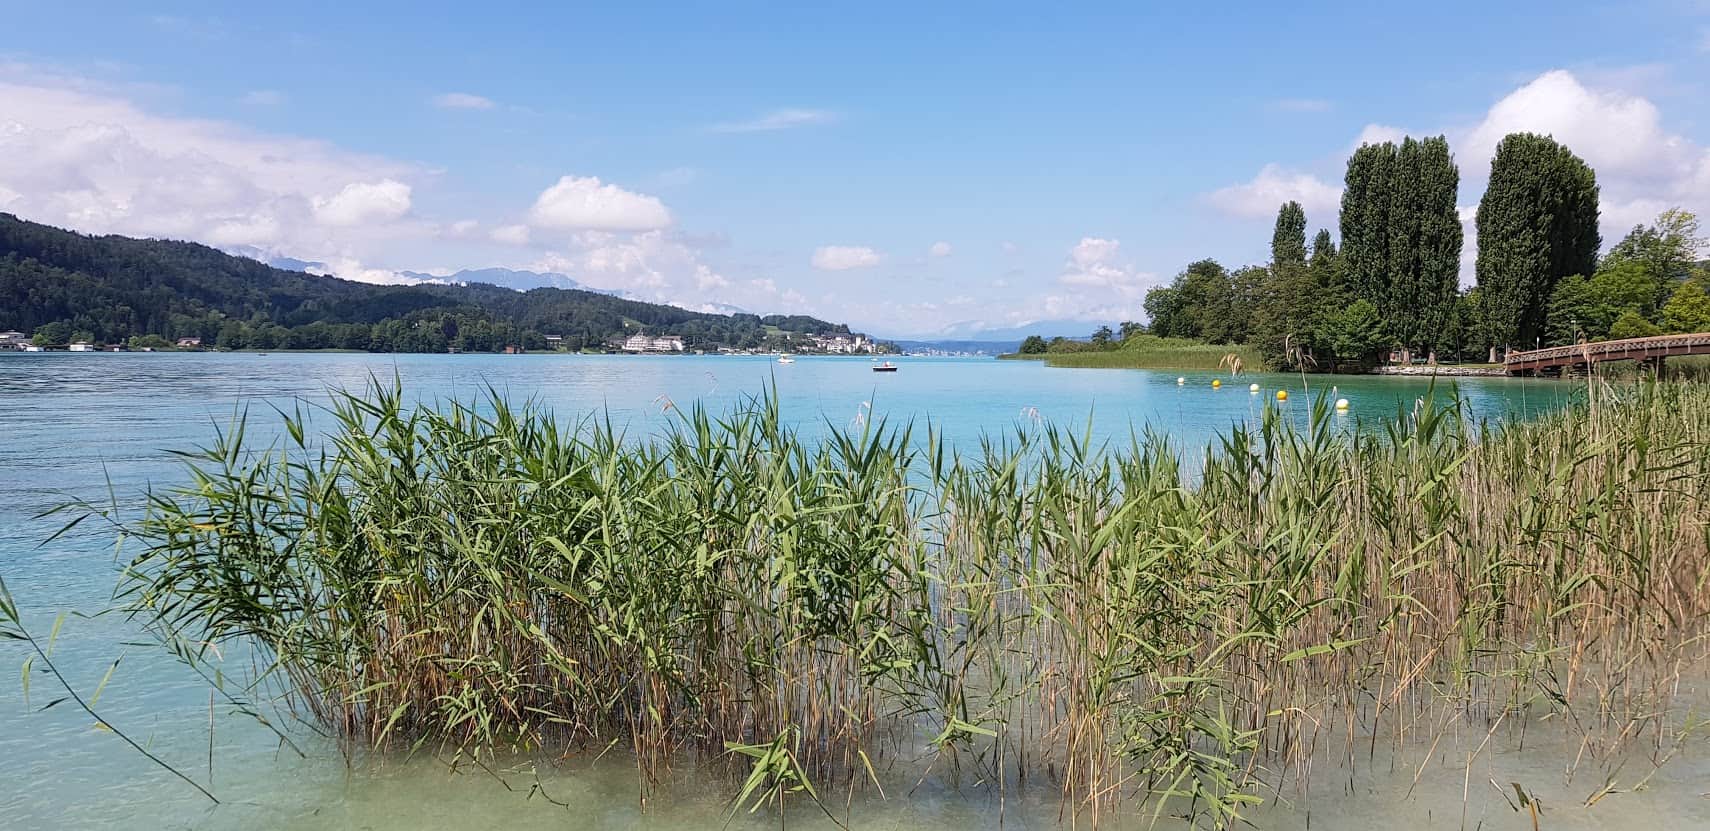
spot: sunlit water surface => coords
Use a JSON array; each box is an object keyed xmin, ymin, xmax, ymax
[{"xmin": 5, "ymin": 352, "xmax": 1702, "ymax": 829}]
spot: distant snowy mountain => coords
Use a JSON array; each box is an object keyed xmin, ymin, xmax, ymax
[
  {"xmin": 902, "ymin": 319, "xmax": 1120, "ymax": 342},
  {"xmin": 398, "ymin": 268, "xmax": 586, "ymax": 292},
  {"xmin": 671, "ymin": 300, "xmax": 752, "ymax": 315}
]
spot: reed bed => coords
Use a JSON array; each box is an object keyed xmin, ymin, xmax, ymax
[{"xmin": 108, "ymin": 379, "xmax": 1710, "ymax": 827}]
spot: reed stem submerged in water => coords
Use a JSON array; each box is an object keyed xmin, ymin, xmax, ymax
[{"xmin": 110, "ymin": 379, "xmax": 1710, "ymax": 827}]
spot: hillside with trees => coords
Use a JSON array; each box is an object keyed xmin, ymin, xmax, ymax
[
  {"xmin": 0, "ymin": 213, "xmax": 863, "ymax": 353},
  {"xmin": 1017, "ymin": 132, "xmax": 1709, "ymax": 372}
]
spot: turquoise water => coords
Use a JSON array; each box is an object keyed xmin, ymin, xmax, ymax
[{"xmin": 0, "ymin": 352, "xmax": 1647, "ymax": 829}]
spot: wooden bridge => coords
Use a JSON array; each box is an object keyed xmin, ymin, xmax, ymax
[{"xmin": 1504, "ymin": 332, "xmax": 1710, "ymax": 376}]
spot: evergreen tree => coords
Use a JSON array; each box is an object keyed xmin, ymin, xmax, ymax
[{"xmin": 1473, "ymin": 133, "xmax": 1600, "ymax": 351}]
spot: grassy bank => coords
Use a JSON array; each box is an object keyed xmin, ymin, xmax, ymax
[
  {"xmin": 1009, "ymin": 335, "xmax": 1267, "ymax": 371},
  {"xmin": 100, "ymin": 380, "xmax": 1710, "ymax": 827}
]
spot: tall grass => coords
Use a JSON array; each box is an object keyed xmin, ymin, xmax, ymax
[{"xmin": 107, "ymin": 379, "xmax": 1710, "ymax": 827}]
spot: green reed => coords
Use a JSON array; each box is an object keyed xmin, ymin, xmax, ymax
[{"xmin": 105, "ymin": 378, "xmax": 1710, "ymax": 827}]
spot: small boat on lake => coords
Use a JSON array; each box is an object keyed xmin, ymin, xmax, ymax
[
  {"xmin": 872, "ymin": 361, "xmax": 898, "ymax": 372},
  {"xmin": 777, "ymin": 356, "xmax": 795, "ymax": 364}
]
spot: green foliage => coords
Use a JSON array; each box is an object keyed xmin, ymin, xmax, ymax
[
  {"xmin": 1339, "ymin": 136, "xmax": 1461, "ymax": 352},
  {"xmin": 1017, "ymin": 334, "xmax": 1048, "ymax": 354},
  {"xmin": 1270, "ymin": 201, "xmax": 1307, "ymax": 271},
  {"xmin": 1144, "ymin": 259, "xmax": 1238, "ymax": 342},
  {"xmin": 1661, "ymin": 280, "xmax": 1710, "ymax": 333},
  {"xmin": 1316, "ymin": 299, "xmax": 1388, "ymax": 369},
  {"xmin": 1473, "ymin": 133, "xmax": 1601, "ymax": 349},
  {"xmin": 1604, "ymin": 208, "xmax": 1704, "ymax": 307},
  {"xmin": 1341, "ymin": 142, "xmax": 1397, "ymax": 312},
  {"xmin": 0, "ymin": 213, "xmax": 851, "ymax": 352},
  {"xmin": 30, "ymin": 321, "xmax": 72, "ymax": 346},
  {"xmin": 1608, "ymin": 308, "xmax": 1662, "ymax": 340}
]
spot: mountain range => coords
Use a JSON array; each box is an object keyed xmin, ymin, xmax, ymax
[{"xmin": 0, "ymin": 213, "xmax": 848, "ymax": 353}]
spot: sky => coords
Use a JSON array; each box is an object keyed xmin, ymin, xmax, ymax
[{"xmin": 3, "ymin": 2, "xmax": 1710, "ymax": 339}]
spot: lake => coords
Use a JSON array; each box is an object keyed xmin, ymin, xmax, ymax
[{"xmin": 8, "ymin": 351, "xmax": 1696, "ymax": 830}]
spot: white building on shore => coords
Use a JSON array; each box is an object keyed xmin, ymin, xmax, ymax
[
  {"xmin": 622, "ymin": 334, "xmax": 686, "ymax": 352},
  {"xmin": 811, "ymin": 333, "xmax": 874, "ymax": 354}
]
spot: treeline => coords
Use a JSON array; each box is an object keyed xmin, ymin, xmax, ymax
[
  {"xmin": 1024, "ymin": 133, "xmax": 1710, "ymax": 371},
  {"xmin": 0, "ymin": 213, "xmax": 854, "ymax": 352}
]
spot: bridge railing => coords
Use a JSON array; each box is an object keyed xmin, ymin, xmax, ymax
[{"xmin": 1504, "ymin": 332, "xmax": 1710, "ymax": 366}]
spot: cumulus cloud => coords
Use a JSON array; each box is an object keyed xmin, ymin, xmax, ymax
[
  {"xmin": 1454, "ymin": 69, "xmax": 1710, "ymax": 237},
  {"xmin": 928, "ymin": 241, "xmax": 953, "ymax": 257},
  {"xmin": 1205, "ymin": 164, "xmax": 1343, "ymax": 218},
  {"xmin": 695, "ymin": 265, "xmax": 730, "ymax": 290},
  {"xmin": 1351, "ymin": 123, "xmax": 1409, "ymax": 151},
  {"xmin": 708, "ymin": 109, "xmax": 839, "ymax": 133},
  {"xmin": 529, "ymin": 175, "xmax": 672, "ymax": 232},
  {"xmin": 1057, "ymin": 237, "xmax": 1155, "ymax": 297},
  {"xmin": 312, "ymin": 179, "xmax": 412, "ymax": 226},
  {"xmin": 489, "ymin": 223, "xmax": 530, "ymax": 245},
  {"xmin": 433, "ymin": 92, "xmax": 496, "ymax": 110},
  {"xmin": 812, "ymin": 245, "xmax": 881, "ymax": 270},
  {"xmin": 0, "ymin": 66, "xmax": 424, "ymax": 279}
]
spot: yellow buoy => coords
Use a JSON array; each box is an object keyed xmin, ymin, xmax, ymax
[
  {"xmin": 1335, "ymin": 398, "xmax": 1350, "ymax": 411},
  {"xmin": 1211, "ymin": 379, "xmax": 1222, "ymax": 388},
  {"xmin": 1276, "ymin": 390, "xmax": 1288, "ymax": 401},
  {"xmin": 1249, "ymin": 383, "xmax": 1260, "ymax": 393}
]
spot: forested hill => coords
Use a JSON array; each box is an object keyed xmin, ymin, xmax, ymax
[{"xmin": 0, "ymin": 213, "xmax": 851, "ymax": 352}]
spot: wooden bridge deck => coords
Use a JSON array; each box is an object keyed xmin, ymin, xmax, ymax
[{"xmin": 1504, "ymin": 332, "xmax": 1710, "ymax": 375}]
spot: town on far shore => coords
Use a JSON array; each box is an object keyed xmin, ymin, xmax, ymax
[{"xmin": 0, "ymin": 327, "xmax": 893, "ymax": 356}]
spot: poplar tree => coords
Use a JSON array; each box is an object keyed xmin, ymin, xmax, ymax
[
  {"xmin": 1473, "ymin": 133, "xmax": 1600, "ymax": 350},
  {"xmin": 1410, "ymin": 136, "xmax": 1463, "ymax": 354},
  {"xmin": 1340, "ymin": 142, "xmax": 1397, "ymax": 315},
  {"xmin": 1271, "ymin": 201, "xmax": 1307, "ymax": 272},
  {"xmin": 1340, "ymin": 136, "xmax": 1461, "ymax": 357}
]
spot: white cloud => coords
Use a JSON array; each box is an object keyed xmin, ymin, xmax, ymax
[
  {"xmin": 695, "ymin": 265, "xmax": 730, "ymax": 290},
  {"xmin": 446, "ymin": 219, "xmax": 479, "ymax": 237},
  {"xmin": 529, "ymin": 175, "xmax": 672, "ymax": 232},
  {"xmin": 812, "ymin": 245, "xmax": 881, "ymax": 271},
  {"xmin": 489, "ymin": 223, "xmax": 530, "ymax": 245},
  {"xmin": 750, "ymin": 278, "xmax": 778, "ymax": 293},
  {"xmin": 433, "ymin": 92, "xmax": 496, "ymax": 110},
  {"xmin": 312, "ymin": 179, "xmax": 412, "ymax": 226},
  {"xmin": 0, "ymin": 66, "xmax": 424, "ymax": 279},
  {"xmin": 1351, "ymin": 123, "xmax": 1409, "ymax": 150},
  {"xmin": 1205, "ymin": 164, "xmax": 1343, "ymax": 218},
  {"xmin": 928, "ymin": 241, "xmax": 953, "ymax": 257},
  {"xmin": 1454, "ymin": 69, "xmax": 1710, "ymax": 240},
  {"xmin": 708, "ymin": 108, "xmax": 839, "ymax": 133},
  {"xmin": 1057, "ymin": 237, "xmax": 1155, "ymax": 297},
  {"xmin": 1271, "ymin": 98, "xmax": 1333, "ymax": 113},
  {"xmin": 306, "ymin": 256, "xmax": 414, "ymax": 285}
]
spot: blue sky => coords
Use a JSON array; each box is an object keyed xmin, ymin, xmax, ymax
[{"xmin": 3, "ymin": 2, "xmax": 1709, "ymax": 337}]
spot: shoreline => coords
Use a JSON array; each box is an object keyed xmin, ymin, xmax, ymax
[{"xmin": 1370, "ymin": 364, "xmax": 1508, "ymax": 377}]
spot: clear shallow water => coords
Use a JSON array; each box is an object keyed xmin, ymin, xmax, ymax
[{"xmin": 5, "ymin": 351, "xmax": 1692, "ymax": 830}]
